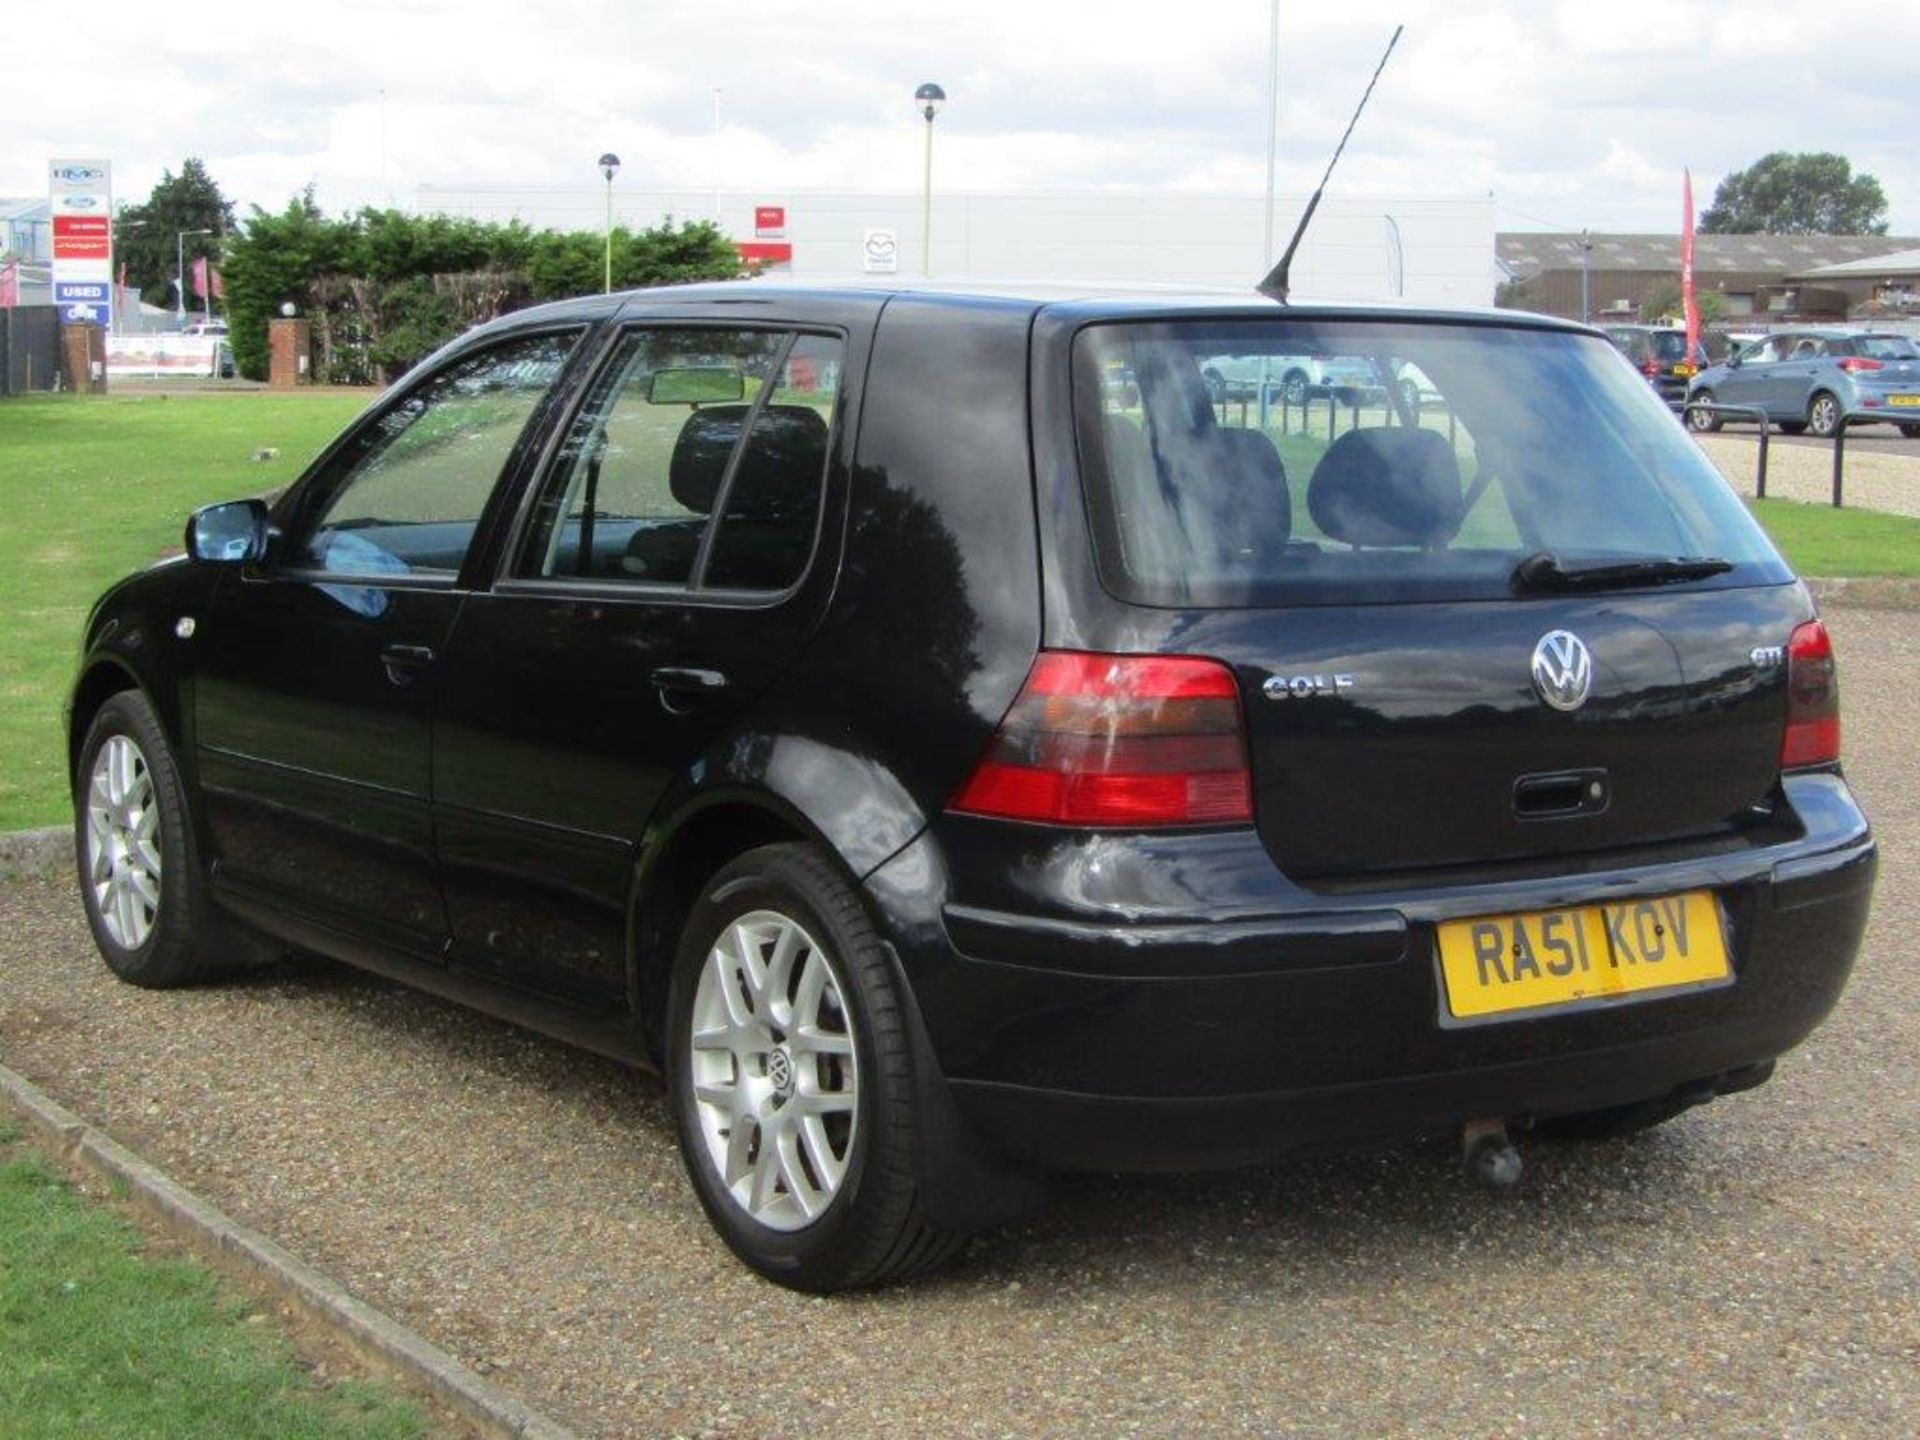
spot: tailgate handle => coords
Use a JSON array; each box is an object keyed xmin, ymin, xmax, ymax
[{"xmin": 1513, "ymin": 768, "xmax": 1609, "ymax": 820}]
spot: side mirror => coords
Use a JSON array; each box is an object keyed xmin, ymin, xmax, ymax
[
  {"xmin": 1725, "ymin": 351, "xmax": 1742, "ymax": 369},
  {"xmin": 186, "ymin": 499, "xmax": 273, "ymax": 565}
]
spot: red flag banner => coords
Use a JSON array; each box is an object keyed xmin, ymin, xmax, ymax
[
  {"xmin": 191, "ymin": 255, "xmax": 210, "ymax": 300},
  {"xmin": 0, "ymin": 259, "xmax": 17, "ymax": 308},
  {"xmin": 1681, "ymin": 170, "xmax": 1699, "ymax": 359},
  {"xmin": 211, "ymin": 264, "xmax": 225, "ymax": 301}
]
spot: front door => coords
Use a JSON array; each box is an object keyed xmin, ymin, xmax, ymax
[
  {"xmin": 194, "ymin": 329, "xmax": 581, "ymax": 951},
  {"xmin": 429, "ymin": 327, "xmax": 847, "ymax": 1002}
]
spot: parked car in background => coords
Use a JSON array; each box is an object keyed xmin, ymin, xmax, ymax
[
  {"xmin": 1602, "ymin": 325, "xmax": 1705, "ymax": 407},
  {"xmin": 69, "ymin": 281, "xmax": 1875, "ymax": 1291},
  {"xmin": 1203, "ymin": 350, "xmax": 1384, "ymax": 406},
  {"xmin": 1686, "ymin": 330, "xmax": 1920, "ymax": 437}
]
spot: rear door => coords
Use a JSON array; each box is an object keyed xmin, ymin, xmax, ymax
[{"xmin": 428, "ymin": 326, "xmax": 849, "ymax": 1002}]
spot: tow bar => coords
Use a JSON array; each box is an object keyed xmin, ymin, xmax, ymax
[{"xmin": 1462, "ymin": 1117, "xmax": 1523, "ymax": 1189}]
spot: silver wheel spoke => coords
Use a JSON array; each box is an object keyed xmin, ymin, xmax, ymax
[
  {"xmin": 798, "ymin": 1114, "xmax": 846, "ymax": 1195},
  {"xmin": 794, "ymin": 1026, "xmax": 853, "ymax": 1058},
  {"xmin": 775, "ymin": 1127, "xmax": 821, "ymax": 1220}
]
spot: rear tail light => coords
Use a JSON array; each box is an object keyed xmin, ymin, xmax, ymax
[
  {"xmin": 950, "ymin": 651, "xmax": 1253, "ymax": 827},
  {"xmin": 1781, "ymin": 620, "xmax": 1840, "ymax": 769},
  {"xmin": 1641, "ymin": 358, "xmax": 1661, "ymax": 378},
  {"xmin": 1837, "ymin": 356, "xmax": 1884, "ymax": 374}
]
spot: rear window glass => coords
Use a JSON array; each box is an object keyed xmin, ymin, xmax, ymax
[
  {"xmin": 1648, "ymin": 331, "xmax": 1691, "ymax": 360},
  {"xmin": 1857, "ymin": 335, "xmax": 1920, "ymax": 360},
  {"xmin": 1073, "ymin": 320, "xmax": 1790, "ymax": 608}
]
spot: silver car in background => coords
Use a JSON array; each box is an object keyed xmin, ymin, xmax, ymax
[{"xmin": 1686, "ymin": 330, "xmax": 1920, "ymax": 438}]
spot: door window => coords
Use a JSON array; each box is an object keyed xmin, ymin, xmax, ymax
[
  {"xmin": 523, "ymin": 329, "xmax": 840, "ymax": 593},
  {"xmin": 292, "ymin": 331, "xmax": 578, "ymax": 579}
]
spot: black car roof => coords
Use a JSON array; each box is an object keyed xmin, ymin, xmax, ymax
[{"xmin": 476, "ymin": 278, "xmax": 1597, "ymax": 339}]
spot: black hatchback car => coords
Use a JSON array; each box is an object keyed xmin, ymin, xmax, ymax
[{"xmin": 70, "ymin": 282, "xmax": 1876, "ymax": 1291}]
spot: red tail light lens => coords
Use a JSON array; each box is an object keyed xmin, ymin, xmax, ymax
[
  {"xmin": 1641, "ymin": 358, "xmax": 1661, "ymax": 377},
  {"xmin": 950, "ymin": 651, "xmax": 1253, "ymax": 827},
  {"xmin": 1781, "ymin": 621, "xmax": 1840, "ymax": 769},
  {"xmin": 1837, "ymin": 356, "xmax": 1884, "ymax": 374}
]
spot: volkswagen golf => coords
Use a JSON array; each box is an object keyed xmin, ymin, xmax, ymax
[{"xmin": 69, "ymin": 280, "xmax": 1876, "ymax": 1291}]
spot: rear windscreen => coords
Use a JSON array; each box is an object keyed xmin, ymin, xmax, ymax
[{"xmin": 1073, "ymin": 320, "xmax": 1790, "ymax": 608}]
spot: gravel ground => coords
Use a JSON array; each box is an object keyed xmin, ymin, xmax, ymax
[
  {"xmin": 1697, "ymin": 434, "xmax": 1920, "ymax": 517},
  {"xmin": 3, "ymin": 608, "xmax": 1915, "ymax": 1440}
]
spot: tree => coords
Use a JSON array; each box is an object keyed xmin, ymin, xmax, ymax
[
  {"xmin": 1639, "ymin": 280, "xmax": 1728, "ymax": 327},
  {"xmin": 114, "ymin": 159, "xmax": 237, "ymax": 310},
  {"xmin": 1699, "ymin": 153, "xmax": 1888, "ymax": 235},
  {"xmin": 222, "ymin": 199, "xmax": 743, "ymax": 382}
]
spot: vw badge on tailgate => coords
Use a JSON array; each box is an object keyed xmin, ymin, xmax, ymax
[{"xmin": 1531, "ymin": 630, "xmax": 1593, "ymax": 712}]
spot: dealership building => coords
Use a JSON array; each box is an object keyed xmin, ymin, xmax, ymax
[{"xmin": 417, "ymin": 184, "xmax": 1499, "ymax": 306}]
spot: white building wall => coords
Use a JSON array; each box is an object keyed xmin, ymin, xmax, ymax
[{"xmin": 417, "ymin": 185, "xmax": 1496, "ymax": 306}]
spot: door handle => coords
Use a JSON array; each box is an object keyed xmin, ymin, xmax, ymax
[
  {"xmin": 649, "ymin": 666, "xmax": 729, "ymax": 694},
  {"xmin": 380, "ymin": 643, "xmax": 436, "ymax": 685}
]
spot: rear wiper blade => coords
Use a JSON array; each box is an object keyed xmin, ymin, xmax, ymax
[{"xmin": 1510, "ymin": 551, "xmax": 1734, "ymax": 594}]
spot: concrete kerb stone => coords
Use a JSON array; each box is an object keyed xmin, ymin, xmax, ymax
[
  {"xmin": 0, "ymin": 826, "xmax": 67, "ymax": 879},
  {"xmin": 0, "ymin": 1063, "xmax": 582, "ymax": 1440}
]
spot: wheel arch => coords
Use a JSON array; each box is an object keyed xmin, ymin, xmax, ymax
[
  {"xmin": 68, "ymin": 656, "xmax": 149, "ymax": 781},
  {"xmin": 629, "ymin": 788, "xmax": 884, "ymax": 1064}
]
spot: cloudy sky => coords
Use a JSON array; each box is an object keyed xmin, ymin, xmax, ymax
[{"xmin": 10, "ymin": 0, "xmax": 1916, "ymax": 236}]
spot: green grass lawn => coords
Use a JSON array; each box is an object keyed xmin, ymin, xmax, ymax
[
  {"xmin": 1, "ymin": 392, "xmax": 1915, "ymax": 833},
  {"xmin": 0, "ymin": 392, "xmax": 368, "ymax": 829},
  {"xmin": 0, "ymin": 1119, "xmax": 424, "ymax": 1439},
  {"xmin": 1745, "ymin": 497, "xmax": 1920, "ymax": 580}
]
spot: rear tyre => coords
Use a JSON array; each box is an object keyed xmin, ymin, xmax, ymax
[
  {"xmin": 1807, "ymin": 391, "xmax": 1841, "ymax": 439},
  {"xmin": 1899, "ymin": 423, "xmax": 1920, "ymax": 439},
  {"xmin": 1281, "ymin": 370, "xmax": 1309, "ymax": 406},
  {"xmin": 1686, "ymin": 389, "xmax": 1723, "ymax": 432},
  {"xmin": 668, "ymin": 842, "xmax": 964, "ymax": 1291},
  {"xmin": 74, "ymin": 691, "xmax": 277, "ymax": 989}
]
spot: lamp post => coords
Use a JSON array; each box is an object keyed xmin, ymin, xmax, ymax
[
  {"xmin": 914, "ymin": 82, "xmax": 945, "ymax": 275},
  {"xmin": 175, "ymin": 227, "xmax": 212, "ymax": 324},
  {"xmin": 598, "ymin": 153, "xmax": 621, "ymax": 294},
  {"xmin": 1263, "ymin": 0, "xmax": 1280, "ymax": 265},
  {"xmin": 1579, "ymin": 228, "xmax": 1592, "ymax": 323}
]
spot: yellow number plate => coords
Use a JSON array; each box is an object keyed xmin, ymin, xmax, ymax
[
  {"xmin": 1888, "ymin": 394, "xmax": 1920, "ymax": 408},
  {"xmin": 1437, "ymin": 892, "xmax": 1729, "ymax": 1021},
  {"xmin": 1671, "ymin": 364, "xmax": 1697, "ymax": 377}
]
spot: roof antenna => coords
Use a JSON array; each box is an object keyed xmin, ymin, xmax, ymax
[{"xmin": 1257, "ymin": 24, "xmax": 1404, "ymax": 303}]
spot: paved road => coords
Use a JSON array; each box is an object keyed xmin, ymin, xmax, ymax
[{"xmin": 2, "ymin": 609, "xmax": 1915, "ymax": 1439}]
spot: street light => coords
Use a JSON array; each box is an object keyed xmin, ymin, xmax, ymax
[
  {"xmin": 914, "ymin": 82, "xmax": 945, "ymax": 275},
  {"xmin": 176, "ymin": 228, "xmax": 213, "ymax": 324},
  {"xmin": 1579, "ymin": 228, "xmax": 1593, "ymax": 323},
  {"xmin": 598, "ymin": 153, "xmax": 621, "ymax": 294}
]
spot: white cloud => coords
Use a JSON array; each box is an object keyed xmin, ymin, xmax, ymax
[{"xmin": 5, "ymin": 0, "xmax": 1913, "ymax": 236}]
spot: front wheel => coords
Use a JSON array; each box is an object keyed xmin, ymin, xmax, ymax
[
  {"xmin": 1686, "ymin": 389, "xmax": 1724, "ymax": 432},
  {"xmin": 668, "ymin": 843, "xmax": 964, "ymax": 1291},
  {"xmin": 1807, "ymin": 391, "xmax": 1841, "ymax": 439},
  {"xmin": 75, "ymin": 691, "xmax": 275, "ymax": 988}
]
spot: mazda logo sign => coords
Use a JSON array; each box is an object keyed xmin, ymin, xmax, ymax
[{"xmin": 1531, "ymin": 630, "xmax": 1593, "ymax": 712}]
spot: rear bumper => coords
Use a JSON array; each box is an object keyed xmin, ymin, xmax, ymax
[{"xmin": 865, "ymin": 773, "xmax": 1875, "ymax": 1172}]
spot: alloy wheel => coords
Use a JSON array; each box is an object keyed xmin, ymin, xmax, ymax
[
  {"xmin": 687, "ymin": 909, "xmax": 860, "ymax": 1232},
  {"xmin": 1809, "ymin": 394, "xmax": 1839, "ymax": 438},
  {"xmin": 86, "ymin": 734, "xmax": 162, "ymax": 949}
]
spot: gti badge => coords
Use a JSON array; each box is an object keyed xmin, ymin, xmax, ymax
[{"xmin": 1531, "ymin": 630, "xmax": 1593, "ymax": 712}]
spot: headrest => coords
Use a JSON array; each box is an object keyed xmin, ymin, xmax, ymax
[
  {"xmin": 1306, "ymin": 427, "xmax": 1461, "ymax": 548},
  {"xmin": 669, "ymin": 403, "xmax": 830, "ymax": 516}
]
